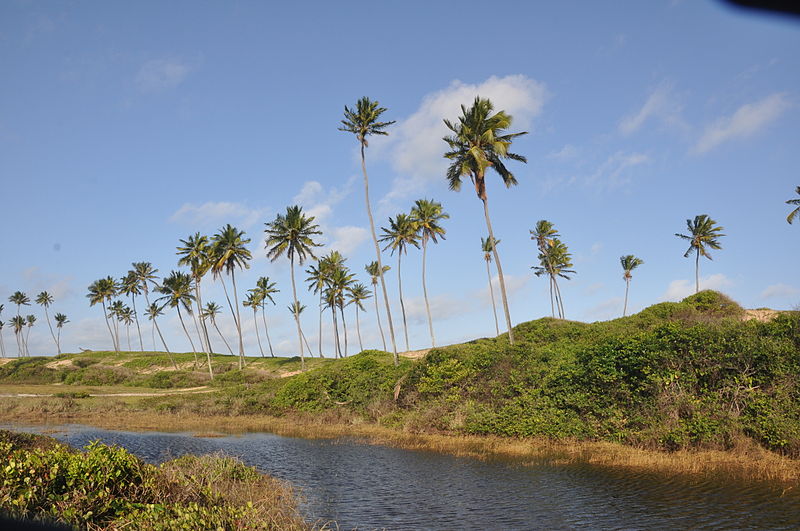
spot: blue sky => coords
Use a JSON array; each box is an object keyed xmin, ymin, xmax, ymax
[{"xmin": 1, "ymin": 1, "xmax": 798, "ymax": 357}]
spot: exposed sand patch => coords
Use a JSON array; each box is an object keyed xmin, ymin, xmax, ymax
[
  {"xmin": 744, "ymin": 309, "xmax": 781, "ymax": 322},
  {"xmin": 401, "ymin": 348, "xmax": 431, "ymax": 359},
  {"xmin": 0, "ymin": 358, "xmax": 14, "ymax": 366},
  {"xmin": 45, "ymin": 359, "xmax": 74, "ymax": 369},
  {"xmin": 280, "ymin": 370, "xmax": 302, "ymax": 378}
]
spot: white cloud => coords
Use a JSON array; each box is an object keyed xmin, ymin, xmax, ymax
[
  {"xmin": 135, "ymin": 59, "xmax": 192, "ymax": 93},
  {"xmin": 760, "ymin": 283, "xmax": 800, "ymax": 299},
  {"xmin": 584, "ymin": 297, "xmax": 624, "ymax": 321},
  {"xmin": 548, "ymin": 144, "xmax": 579, "ymax": 160},
  {"xmin": 586, "ymin": 151, "xmax": 649, "ymax": 188},
  {"xmin": 327, "ymin": 226, "xmax": 369, "ymax": 256},
  {"xmin": 694, "ymin": 93, "xmax": 791, "ymax": 153},
  {"xmin": 168, "ymin": 202, "xmax": 268, "ymax": 229},
  {"xmin": 20, "ymin": 267, "xmax": 75, "ymax": 300},
  {"xmin": 661, "ymin": 273, "xmax": 732, "ymax": 301},
  {"xmin": 291, "ymin": 179, "xmax": 352, "ymax": 223},
  {"xmin": 619, "ymin": 82, "xmax": 685, "ymax": 135},
  {"xmin": 404, "ymin": 294, "xmax": 473, "ymax": 326},
  {"xmin": 583, "ymin": 282, "xmax": 605, "ymax": 296},
  {"xmin": 376, "ymin": 75, "xmax": 548, "ymax": 205}
]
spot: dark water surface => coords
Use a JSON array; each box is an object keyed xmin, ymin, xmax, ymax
[{"xmin": 4, "ymin": 424, "xmax": 799, "ymax": 530}]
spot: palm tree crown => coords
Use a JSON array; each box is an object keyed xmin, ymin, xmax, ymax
[
  {"xmin": 675, "ymin": 214, "xmax": 725, "ymax": 294},
  {"xmin": 787, "ymin": 185, "xmax": 800, "ymax": 224},
  {"xmin": 35, "ymin": 291, "xmax": 53, "ymax": 307},
  {"xmin": 620, "ymin": 255, "xmax": 644, "ymax": 281},
  {"xmin": 265, "ymin": 206, "xmax": 323, "ymax": 265},
  {"xmin": 339, "ymin": 97, "xmax": 396, "ymax": 147},
  {"xmin": 379, "ymin": 214, "xmax": 420, "ymax": 256}
]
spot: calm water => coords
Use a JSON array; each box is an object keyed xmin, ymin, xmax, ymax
[{"xmin": 4, "ymin": 424, "xmax": 799, "ymax": 530}]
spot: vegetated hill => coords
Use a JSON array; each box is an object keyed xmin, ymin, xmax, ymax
[{"xmin": 1, "ymin": 291, "xmax": 798, "ymax": 457}]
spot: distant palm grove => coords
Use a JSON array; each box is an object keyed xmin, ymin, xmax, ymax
[{"xmin": 2, "ymin": 97, "xmax": 797, "ymax": 372}]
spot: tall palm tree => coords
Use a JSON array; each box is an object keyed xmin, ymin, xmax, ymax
[
  {"xmin": 265, "ymin": 205, "xmax": 322, "ymax": 371},
  {"xmin": 305, "ymin": 260, "xmax": 329, "ymax": 357},
  {"xmin": 322, "ymin": 287, "xmax": 342, "ymax": 358},
  {"xmin": 120, "ymin": 271, "xmax": 145, "ymax": 351},
  {"xmin": 243, "ymin": 291, "xmax": 265, "ymax": 357},
  {"xmin": 202, "ymin": 302, "xmax": 234, "ymax": 356},
  {"xmin": 10, "ymin": 316, "xmax": 25, "ymax": 358},
  {"xmin": 145, "ymin": 302, "xmax": 177, "ymax": 369},
  {"xmin": 109, "ymin": 300, "xmax": 126, "ymax": 351},
  {"xmin": 531, "ymin": 220, "xmax": 561, "ymax": 318},
  {"xmin": 254, "ymin": 277, "xmax": 279, "ymax": 357},
  {"xmin": 787, "ymin": 186, "xmax": 800, "ymax": 224},
  {"xmin": 444, "ymin": 97, "xmax": 527, "ymax": 344},
  {"xmin": 328, "ymin": 264, "xmax": 355, "ymax": 357},
  {"xmin": 9, "ymin": 292, "xmax": 30, "ymax": 356},
  {"xmin": 288, "ymin": 302, "xmax": 314, "ymax": 357},
  {"xmin": 348, "ymin": 283, "xmax": 371, "ymax": 353},
  {"xmin": 118, "ymin": 305, "xmax": 134, "ymax": 351},
  {"xmin": 54, "ymin": 313, "xmax": 68, "ymax": 354},
  {"xmin": 532, "ymin": 238, "xmax": 575, "ymax": 319},
  {"xmin": 480, "ymin": 237, "xmax": 501, "ymax": 336},
  {"xmin": 620, "ymin": 255, "xmax": 644, "ymax": 317},
  {"xmin": 410, "ymin": 198, "xmax": 448, "ymax": 347},
  {"xmin": 24, "ymin": 315, "xmax": 35, "ymax": 356},
  {"xmin": 0, "ymin": 320, "xmax": 6, "ymax": 358},
  {"xmin": 340, "ymin": 97, "xmax": 400, "ymax": 365},
  {"xmin": 210, "ymin": 225, "xmax": 252, "ymax": 369},
  {"xmin": 177, "ymin": 233, "xmax": 214, "ymax": 359},
  {"xmin": 156, "ymin": 271, "xmax": 198, "ymax": 366},
  {"xmin": 35, "ymin": 291, "xmax": 58, "ymax": 354},
  {"xmin": 132, "ymin": 262, "xmax": 169, "ymax": 353},
  {"xmin": 365, "ymin": 261, "xmax": 390, "ymax": 351},
  {"xmin": 675, "ymin": 214, "xmax": 726, "ymax": 294},
  {"xmin": 379, "ymin": 213, "xmax": 419, "ymax": 352},
  {"xmin": 87, "ymin": 277, "xmax": 119, "ymax": 353}
]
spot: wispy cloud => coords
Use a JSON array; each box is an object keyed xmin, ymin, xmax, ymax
[
  {"xmin": 661, "ymin": 273, "xmax": 732, "ymax": 301},
  {"xmin": 327, "ymin": 226, "xmax": 369, "ymax": 256},
  {"xmin": 548, "ymin": 144, "xmax": 579, "ymax": 161},
  {"xmin": 135, "ymin": 58, "xmax": 192, "ymax": 93},
  {"xmin": 583, "ymin": 296, "xmax": 624, "ymax": 321},
  {"xmin": 586, "ymin": 151, "xmax": 649, "ymax": 188},
  {"xmin": 168, "ymin": 202, "xmax": 269, "ymax": 229},
  {"xmin": 619, "ymin": 82, "xmax": 685, "ymax": 135},
  {"xmin": 694, "ymin": 93, "xmax": 791, "ymax": 153},
  {"xmin": 760, "ymin": 283, "xmax": 800, "ymax": 299}
]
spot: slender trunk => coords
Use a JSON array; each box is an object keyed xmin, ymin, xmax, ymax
[
  {"xmin": 193, "ymin": 281, "xmax": 214, "ymax": 380},
  {"xmin": 373, "ymin": 282, "xmax": 387, "ymax": 351},
  {"xmin": 126, "ymin": 324, "xmax": 131, "ymax": 351},
  {"xmin": 623, "ymin": 278, "xmax": 630, "ymax": 317},
  {"xmin": 25, "ymin": 326, "xmax": 32, "ymax": 356},
  {"xmin": 301, "ymin": 328, "xmax": 314, "ymax": 358},
  {"xmin": 55, "ymin": 329, "xmax": 60, "ymax": 355},
  {"xmin": 231, "ymin": 270, "xmax": 245, "ymax": 369},
  {"xmin": 131, "ymin": 294, "xmax": 144, "ymax": 352},
  {"xmin": 318, "ymin": 292, "xmax": 323, "ymax": 357},
  {"xmin": 421, "ymin": 237, "xmax": 435, "ymax": 347},
  {"xmin": 44, "ymin": 306, "xmax": 57, "ymax": 354},
  {"xmin": 554, "ymin": 278, "xmax": 565, "ymax": 320},
  {"xmin": 695, "ymin": 247, "xmax": 700, "ymax": 294},
  {"xmin": 355, "ymin": 306, "xmax": 363, "ymax": 353},
  {"xmin": 0, "ymin": 329, "xmax": 6, "ymax": 357},
  {"xmin": 481, "ymin": 194, "xmax": 514, "ymax": 343},
  {"xmin": 176, "ymin": 306, "xmax": 198, "ymax": 368},
  {"xmin": 213, "ymin": 320, "xmax": 235, "ymax": 356},
  {"xmin": 361, "ymin": 144, "xmax": 398, "ymax": 365},
  {"xmin": 191, "ymin": 310, "xmax": 205, "ymax": 355},
  {"xmin": 101, "ymin": 301, "xmax": 118, "ymax": 354},
  {"xmin": 253, "ymin": 308, "xmax": 264, "ymax": 357},
  {"xmin": 151, "ymin": 320, "xmax": 156, "ymax": 351},
  {"xmin": 112, "ymin": 315, "xmax": 120, "ymax": 352},
  {"xmin": 549, "ymin": 276, "xmax": 556, "ymax": 318},
  {"xmin": 153, "ymin": 321, "xmax": 177, "ymax": 370},
  {"xmin": 261, "ymin": 306, "xmax": 275, "ymax": 357},
  {"xmin": 219, "ymin": 275, "xmax": 239, "ymax": 353},
  {"xmin": 340, "ymin": 304, "xmax": 348, "ymax": 357},
  {"xmin": 290, "ymin": 255, "xmax": 305, "ymax": 370},
  {"xmin": 486, "ymin": 258, "xmax": 500, "ymax": 336},
  {"xmin": 14, "ymin": 330, "xmax": 20, "ymax": 358},
  {"xmin": 397, "ymin": 253, "xmax": 410, "ymax": 351},
  {"xmin": 331, "ymin": 306, "xmax": 341, "ymax": 358}
]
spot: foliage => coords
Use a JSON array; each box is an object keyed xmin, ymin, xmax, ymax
[{"xmin": 0, "ymin": 358, "xmax": 63, "ymax": 384}]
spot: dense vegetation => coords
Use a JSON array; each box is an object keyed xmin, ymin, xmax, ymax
[
  {"xmin": 0, "ymin": 430, "xmax": 311, "ymax": 530},
  {"xmin": 1, "ymin": 291, "xmax": 798, "ymax": 458}
]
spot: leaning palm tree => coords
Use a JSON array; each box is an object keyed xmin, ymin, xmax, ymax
[
  {"xmin": 108, "ymin": 300, "xmax": 126, "ymax": 352},
  {"xmin": 177, "ymin": 233, "xmax": 214, "ymax": 359},
  {"xmin": 8, "ymin": 292, "xmax": 30, "ymax": 356},
  {"xmin": 265, "ymin": 205, "xmax": 322, "ymax": 370},
  {"xmin": 787, "ymin": 186, "xmax": 800, "ymax": 224},
  {"xmin": 145, "ymin": 302, "xmax": 177, "ymax": 369},
  {"xmin": 10, "ymin": 316, "xmax": 25, "ymax": 358},
  {"xmin": 254, "ymin": 277, "xmax": 279, "ymax": 357},
  {"xmin": 120, "ymin": 271, "xmax": 144, "ymax": 351},
  {"xmin": 532, "ymin": 238, "xmax": 575, "ymax": 319},
  {"xmin": 288, "ymin": 302, "xmax": 314, "ymax": 357},
  {"xmin": 620, "ymin": 255, "xmax": 644, "ymax": 317},
  {"xmin": 118, "ymin": 305, "xmax": 134, "ymax": 351},
  {"xmin": 480, "ymin": 237, "xmax": 501, "ymax": 336},
  {"xmin": 365, "ymin": 261, "xmax": 390, "ymax": 351},
  {"xmin": 156, "ymin": 271, "xmax": 198, "ymax": 367},
  {"xmin": 87, "ymin": 277, "xmax": 119, "ymax": 353},
  {"xmin": 202, "ymin": 302, "xmax": 234, "ymax": 356},
  {"xmin": 410, "ymin": 198, "xmax": 448, "ymax": 347},
  {"xmin": 54, "ymin": 313, "xmax": 68, "ymax": 354},
  {"xmin": 675, "ymin": 214, "xmax": 726, "ymax": 294},
  {"xmin": 379, "ymin": 213, "xmax": 419, "ymax": 352},
  {"xmin": 210, "ymin": 225, "xmax": 252, "ymax": 369},
  {"xmin": 24, "ymin": 315, "xmax": 36, "ymax": 356},
  {"xmin": 348, "ymin": 283, "xmax": 371, "ymax": 353},
  {"xmin": 35, "ymin": 292, "xmax": 58, "ymax": 354},
  {"xmin": 530, "ymin": 220, "xmax": 561, "ymax": 318},
  {"xmin": 243, "ymin": 291, "xmax": 265, "ymax": 357},
  {"xmin": 444, "ymin": 97, "xmax": 527, "ymax": 344},
  {"xmin": 340, "ymin": 97, "xmax": 400, "ymax": 365},
  {"xmin": 132, "ymin": 262, "xmax": 170, "ymax": 353}
]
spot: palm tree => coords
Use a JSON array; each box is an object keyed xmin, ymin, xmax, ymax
[
  {"xmin": 9, "ymin": 292, "xmax": 30, "ymax": 356},
  {"xmin": 411, "ymin": 198, "xmax": 448, "ymax": 347},
  {"xmin": 120, "ymin": 271, "xmax": 144, "ymax": 352},
  {"xmin": 348, "ymin": 283, "xmax": 371, "ymax": 353},
  {"xmin": 118, "ymin": 305, "xmax": 134, "ymax": 351},
  {"xmin": 379, "ymin": 213, "xmax": 419, "ymax": 352},
  {"xmin": 156, "ymin": 271, "xmax": 198, "ymax": 367},
  {"xmin": 109, "ymin": 300, "xmax": 126, "ymax": 351},
  {"xmin": 620, "ymin": 255, "xmax": 644, "ymax": 317},
  {"xmin": 210, "ymin": 225, "xmax": 252, "ymax": 369},
  {"xmin": 254, "ymin": 277, "xmax": 279, "ymax": 357},
  {"xmin": 87, "ymin": 277, "xmax": 119, "ymax": 353},
  {"xmin": 480, "ymin": 237, "xmax": 501, "ymax": 336},
  {"xmin": 35, "ymin": 291, "xmax": 58, "ymax": 354},
  {"xmin": 0, "ymin": 320, "xmax": 6, "ymax": 358},
  {"xmin": 322, "ymin": 287, "xmax": 342, "ymax": 358},
  {"xmin": 531, "ymin": 220, "xmax": 561, "ymax": 318},
  {"xmin": 54, "ymin": 313, "xmax": 68, "ymax": 354},
  {"xmin": 288, "ymin": 302, "xmax": 314, "ymax": 357},
  {"xmin": 340, "ymin": 97, "xmax": 400, "ymax": 365},
  {"xmin": 10, "ymin": 316, "xmax": 25, "ymax": 358},
  {"xmin": 177, "ymin": 233, "xmax": 214, "ymax": 362},
  {"xmin": 532, "ymin": 238, "xmax": 575, "ymax": 319},
  {"xmin": 24, "ymin": 315, "xmax": 35, "ymax": 356},
  {"xmin": 145, "ymin": 302, "xmax": 177, "ymax": 369},
  {"xmin": 202, "ymin": 302, "xmax": 234, "ymax": 356},
  {"xmin": 787, "ymin": 186, "xmax": 800, "ymax": 224},
  {"xmin": 243, "ymin": 291, "xmax": 265, "ymax": 357},
  {"xmin": 675, "ymin": 215, "xmax": 726, "ymax": 294},
  {"xmin": 444, "ymin": 97, "xmax": 527, "ymax": 344},
  {"xmin": 305, "ymin": 260, "xmax": 329, "ymax": 357},
  {"xmin": 365, "ymin": 261, "xmax": 390, "ymax": 351},
  {"xmin": 133, "ymin": 262, "xmax": 169, "ymax": 354},
  {"xmin": 265, "ymin": 205, "xmax": 322, "ymax": 370},
  {"xmin": 328, "ymin": 263, "xmax": 355, "ymax": 357}
]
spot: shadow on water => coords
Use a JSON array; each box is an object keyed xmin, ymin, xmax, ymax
[{"xmin": 5, "ymin": 424, "xmax": 800, "ymax": 530}]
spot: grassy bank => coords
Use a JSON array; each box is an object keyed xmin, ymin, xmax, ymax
[
  {"xmin": 1, "ymin": 291, "xmax": 798, "ymax": 484},
  {"xmin": 0, "ymin": 430, "xmax": 317, "ymax": 530}
]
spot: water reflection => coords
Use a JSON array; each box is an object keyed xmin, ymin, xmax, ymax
[{"xmin": 5, "ymin": 424, "xmax": 798, "ymax": 530}]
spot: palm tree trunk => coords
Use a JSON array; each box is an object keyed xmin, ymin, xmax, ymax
[
  {"xmin": 213, "ymin": 320, "xmax": 234, "ymax": 356},
  {"xmin": 695, "ymin": 248, "xmax": 700, "ymax": 294},
  {"xmin": 397, "ymin": 253, "xmax": 410, "ymax": 352},
  {"xmin": 44, "ymin": 306, "xmax": 58, "ymax": 354},
  {"xmin": 218, "ymin": 276, "xmax": 240, "ymax": 354},
  {"xmin": 0, "ymin": 329, "xmax": 6, "ymax": 357},
  {"xmin": 153, "ymin": 321, "xmax": 177, "ymax": 370},
  {"xmin": 373, "ymin": 283, "xmax": 386, "ymax": 351},
  {"xmin": 261, "ymin": 306, "xmax": 275, "ymax": 357},
  {"xmin": 421, "ymin": 237, "xmax": 436, "ymax": 347},
  {"xmin": 623, "ymin": 278, "xmax": 630, "ymax": 317},
  {"xmin": 253, "ymin": 308, "xmax": 264, "ymax": 357},
  {"xmin": 361, "ymin": 144, "xmax": 398, "ymax": 365},
  {"xmin": 101, "ymin": 301, "xmax": 118, "ymax": 354},
  {"xmin": 176, "ymin": 306, "xmax": 198, "ymax": 369},
  {"xmin": 290, "ymin": 255, "xmax": 305, "ymax": 370},
  {"xmin": 331, "ymin": 306, "xmax": 341, "ymax": 358},
  {"xmin": 485, "ymin": 258, "xmax": 500, "ymax": 336},
  {"xmin": 301, "ymin": 328, "xmax": 314, "ymax": 358},
  {"xmin": 126, "ymin": 324, "xmax": 131, "ymax": 351},
  {"xmin": 25, "ymin": 326, "xmax": 32, "ymax": 356},
  {"xmin": 193, "ymin": 281, "xmax": 214, "ymax": 380},
  {"xmin": 355, "ymin": 306, "xmax": 363, "ymax": 353},
  {"xmin": 151, "ymin": 320, "xmax": 156, "ymax": 351},
  {"xmin": 55, "ymin": 329, "xmax": 60, "ymax": 355},
  {"xmin": 549, "ymin": 276, "xmax": 556, "ymax": 318},
  {"xmin": 340, "ymin": 304, "xmax": 348, "ymax": 357},
  {"xmin": 318, "ymin": 292, "xmax": 323, "ymax": 357},
  {"xmin": 554, "ymin": 278, "xmax": 565, "ymax": 319},
  {"xmin": 190, "ymin": 310, "xmax": 205, "ymax": 355},
  {"xmin": 131, "ymin": 294, "xmax": 144, "ymax": 352},
  {"xmin": 481, "ymin": 194, "xmax": 514, "ymax": 344},
  {"xmin": 231, "ymin": 270, "xmax": 245, "ymax": 369}
]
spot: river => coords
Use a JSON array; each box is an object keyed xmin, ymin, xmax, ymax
[{"xmin": 4, "ymin": 424, "xmax": 799, "ymax": 530}]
